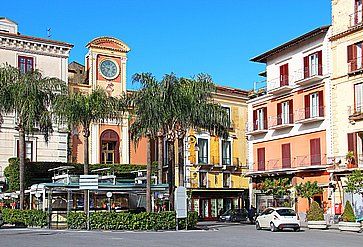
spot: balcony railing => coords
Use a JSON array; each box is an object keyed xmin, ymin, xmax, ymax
[
  {"xmin": 253, "ymin": 155, "xmax": 327, "ymax": 172},
  {"xmin": 348, "ymin": 105, "xmax": 363, "ymax": 121},
  {"xmin": 269, "ymin": 114, "xmax": 294, "ymax": 129},
  {"xmin": 294, "ymin": 66, "xmax": 324, "ymax": 86},
  {"xmin": 198, "ymin": 156, "xmax": 208, "ymax": 164},
  {"xmin": 267, "ymin": 76, "xmax": 294, "ymax": 95},
  {"xmin": 349, "ymin": 9, "xmax": 363, "ymax": 28},
  {"xmin": 294, "ymin": 106, "xmax": 325, "ymax": 124},
  {"xmin": 348, "ymin": 56, "xmax": 363, "ymax": 74},
  {"xmin": 246, "ymin": 120, "xmax": 268, "ymax": 135}
]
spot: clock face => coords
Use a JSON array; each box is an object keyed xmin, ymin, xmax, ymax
[{"xmin": 100, "ymin": 59, "xmax": 119, "ymax": 79}]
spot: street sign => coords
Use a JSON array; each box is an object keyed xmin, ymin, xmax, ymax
[
  {"xmin": 79, "ymin": 175, "xmax": 99, "ymax": 190},
  {"xmin": 174, "ymin": 186, "xmax": 187, "ymax": 218}
]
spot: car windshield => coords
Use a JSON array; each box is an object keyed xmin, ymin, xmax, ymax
[{"xmin": 276, "ymin": 209, "xmax": 296, "ymax": 216}]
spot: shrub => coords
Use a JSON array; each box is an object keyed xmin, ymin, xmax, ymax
[
  {"xmin": 342, "ymin": 201, "xmax": 356, "ymax": 222},
  {"xmin": 306, "ymin": 201, "xmax": 324, "ymax": 221},
  {"xmin": 2, "ymin": 209, "xmax": 48, "ymax": 227},
  {"xmin": 67, "ymin": 211, "xmax": 198, "ymax": 231}
]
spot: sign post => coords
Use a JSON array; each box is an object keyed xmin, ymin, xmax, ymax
[
  {"xmin": 79, "ymin": 175, "xmax": 99, "ymax": 230},
  {"xmin": 174, "ymin": 186, "xmax": 187, "ymax": 231}
]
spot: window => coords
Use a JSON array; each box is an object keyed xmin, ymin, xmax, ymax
[
  {"xmin": 257, "ymin": 148, "xmax": 265, "ymax": 171},
  {"xmin": 304, "ymin": 91, "xmax": 324, "ymax": 119},
  {"xmin": 223, "ymin": 173, "xmax": 231, "ymax": 188},
  {"xmin": 304, "ymin": 51, "xmax": 323, "ymax": 79},
  {"xmin": 16, "ymin": 140, "xmax": 33, "ymax": 161},
  {"xmin": 348, "ymin": 42, "xmax": 363, "ymax": 72},
  {"xmin": 199, "ymin": 172, "xmax": 207, "ymax": 187},
  {"xmin": 281, "ymin": 143, "xmax": 291, "ymax": 169},
  {"xmin": 279, "ymin": 64, "xmax": 289, "ymax": 86},
  {"xmin": 253, "ymin": 107, "xmax": 267, "ymax": 130},
  {"xmin": 354, "ymin": 0, "xmax": 363, "ymax": 25},
  {"xmin": 277, "ymin": 100, "xmax": 293, "ymax": 125},
  {"xmin": 18, "ymin": 56, "xmax": 34, "ymax": 73},
  {"xmin": 310, "ymin": 138, "xmax": 321, "ymax": 166},
  {"xmin": 354, "ymin": 83, "xmax": 363, "ymax": 113},
  {"xmin": 198, "ymin": 138, "xmax": 208, "ymax": 164},
  {"xmin": 222, "ymin": 140, "xmax": 231, "ymax": 165},
  {"xmin": 222, "ymin": 107, "xmax": 231, "ymax": 121}
]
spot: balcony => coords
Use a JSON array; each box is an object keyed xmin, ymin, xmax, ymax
[
  {"xmin": 348, "ymin": 56, "xmax": 363, "ymax": 75},
  {"xmin": 348, "ymin": 105, "xmax": 363, "ymax": 121},
  {"xmin": 295, "ymin": 66, "xmax": 325, "ymax": 87},
  {"xmin": 268, "ymin": 115, "xmax": 294, "ymax": 130},
  {"xmin": 267, "ymin": 77, "xmax": 293, "ymax": 96},
  {"xmin": 252, "ymin": 155, "xmax": 327, "ymax": 173},
  {"xmin": 294, "ymin": 107, "xmax": 325, "ymax": 124},
  {"xmin": 245, "ymin": 121, "xmax": 268, "ymax": 136},
  {"xmin": 349, "ymin": 9, "xmax": 363, "ymax": 29}
]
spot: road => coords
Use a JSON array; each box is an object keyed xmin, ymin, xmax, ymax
[{"xmin": 0, "ymin": 223, "xmax": 362, "ymax": 247}]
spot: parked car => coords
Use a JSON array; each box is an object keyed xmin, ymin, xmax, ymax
[
  {"xmin": 255, "ymin": 207, "xmax": 300, "ymax": 232},
  {"xmin": 219, "ymin": 209, "xmax": 248, "ymax": 222}
]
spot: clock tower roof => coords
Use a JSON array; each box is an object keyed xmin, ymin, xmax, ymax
[{"xmin": 86, "ymin": 36, "xmax": 130, "ymax": 53}]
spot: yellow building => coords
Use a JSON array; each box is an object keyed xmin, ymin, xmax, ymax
[
  {"xmin": 330, "ymin": 0, "xmax": 363, "ymax": 214},
  {"xmin": 181, "ymin": 86, "xmax": 249, "ymax": 220}
]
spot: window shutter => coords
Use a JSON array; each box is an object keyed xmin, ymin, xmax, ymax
[
  {"xmin": 355, "ymin": 0, "xmax": 359, "ymax": 24},
  {"xmin": 318, "ymin": 91, "xmax": 324, "ymax": 117},
  {"xmin": 304, "ymin": 94, "xmax": 310, "ymax": 119},
  {"xmin": 280, "ymin": 64, "xmax": 289, "ymax": 86},
  {"xmin": 277, "ymin": 103, "xmax": 282, "ymax": 125},
  {"xmin": 347, "ymin": 133, "xmax": 357, "ymax": 165},
  {"xmin": 263, "ymin": 107, "xmax": 268, "ymax": 129},
  {"xmin": 304, "ymin": 56, "xmax": 309, "ymax": 78},
  {"xmin": 285, "ymin": 64, "xmax": 289, "ymax": 86},
  {"xmin": 310, "ymin": 138, "xmax": 321, "ymax": 166},
  {"xmin": 253, "ymin": 110, "xmax": 257, "ymax": 131},
  {"xmin": 257, "ymin": 148, "xmax": 265, "ymax": 171},
  {"xmin": 348, "ymin": 44, "xmax": 357, "ymax": 72},
  {"xmin": 280, "ymin": 65, "xmax": 284, "ymax": 86},
  {"xmin": 289, "ymin": 99, "xmax": 294, "ymax": 123},
  {"xmin": 281, "ymin": 143, "xmax": 291, "ymax": 168},
  {"xmin": 317, "ymin": 51, "xmax": 323, "ymax": 75}
]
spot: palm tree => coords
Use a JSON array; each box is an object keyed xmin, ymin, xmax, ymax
[
  {"xmin": 129, "ymin": 73, "xmax": 230, "ymax": 211},
  {"xmin": 0, "ymin": 64, "xmax": 67, "ymax": 209},
  {"xmin": 53, "ymin": 87, "xmax": 127, "ymax": 213}
]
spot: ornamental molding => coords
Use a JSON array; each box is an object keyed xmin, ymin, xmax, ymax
[
  {"xmin": 0, "ymin": 36, "xmax": 71, "ymax": 58},
  {"xmin": 87, "ymin": 36, "xmax": 131, "ymax": 53}
]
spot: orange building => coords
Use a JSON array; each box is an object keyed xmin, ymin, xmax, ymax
[{"xmin": 246, "ymin": 26, "xmax": 333, "ymax": 217}]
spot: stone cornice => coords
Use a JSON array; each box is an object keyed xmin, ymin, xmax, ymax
[
  {"xmin": 0, "ymin": 34, "xmax": 71, "ymax": 58},
  {"xmin": 87, "ymin": 36, "xmax": 131, "ymax": 53}
]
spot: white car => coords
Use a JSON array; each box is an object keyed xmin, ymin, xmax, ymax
[{"xmin": 255, "ymin": 207, "xmax": 300, "ymax": 232}]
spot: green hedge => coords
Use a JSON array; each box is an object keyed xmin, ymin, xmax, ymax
[
  {"xmin": 2, "ymin": 209, "xmax": 48, "ymax": 227},
  {"xmin": 67, "ymin": 211, "xmax": 198, "ymax": 231}
]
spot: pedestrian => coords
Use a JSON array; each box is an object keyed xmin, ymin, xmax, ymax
[{"xmin": 248, "ymin": 205, "xmax": 256, "ymax": 224}]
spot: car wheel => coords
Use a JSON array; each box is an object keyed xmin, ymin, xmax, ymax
[
  {"xmin": 270, "ymin": 222, "xmax": 277, "ymax": 232},
  {"xmin": 256, "ymin": 221, "xmax": 261, "ymax": 230},
  {"xmin": 294, "ymin": 227, "xmax": 300, "ymax": 232}
]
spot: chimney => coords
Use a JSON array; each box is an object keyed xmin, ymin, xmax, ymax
[{"xmin": 0, "ymin": 17, "xmax": 18, "ymax": 34}]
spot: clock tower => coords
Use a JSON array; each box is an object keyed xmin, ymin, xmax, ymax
[{"xmin": 84, "ymin": 37, "xmax": 131, "ymax": 164}]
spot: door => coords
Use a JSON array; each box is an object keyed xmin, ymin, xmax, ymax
[{"xmin": 310, "ymin": 138, "xmax": 321, "ymax": 165}]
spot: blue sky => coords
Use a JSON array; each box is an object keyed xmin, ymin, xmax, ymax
[{"xmin": 3, "ymin": 0, "xmax": 331, "ymax": 90}]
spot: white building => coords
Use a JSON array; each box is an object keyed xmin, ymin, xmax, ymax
[{"xmin": 0, "ymin": 17, "xmax": 73, "ymax": 182}]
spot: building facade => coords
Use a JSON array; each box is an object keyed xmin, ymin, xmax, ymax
[
  {"xmin": 182, "ymin": 86, "xmax": 250, "ymax": 220},
  {"xmin": 329, "ymin": 0, "xmax": 363, "ymax": 218},
  {"xmin": 247, "ymin": 26, "xmax": 333, "ymax": 216},
  {"xmin": 68, "ymin": 37, "xmax": 130, "ymax": 165},
  {"xmin": 0, "ymin": 18, "xmax": 73, "ymax": 182}
]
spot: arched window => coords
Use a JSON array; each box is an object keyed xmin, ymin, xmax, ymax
[{"xmin": 100, "ymin": 130, "xmax": 120, "ymax": 164}]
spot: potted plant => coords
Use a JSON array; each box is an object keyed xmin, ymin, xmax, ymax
[
  {"xmin": 257, "ymin": 88, "xmax": 266, "ymax": 96},
  {"xmin": 248, "ymin": 90, "xmax": 257, "ymax": 99},
  {"xmin": 345, "ymin": 151, "xmax": 356, "ymax": 168},
  {"xmin": 338, "ymin": 201, "xmax": 361, "ymax": 232},
  {"xmin": 307, "ymin": 201, "xmax": 327, "ymax": 229}
]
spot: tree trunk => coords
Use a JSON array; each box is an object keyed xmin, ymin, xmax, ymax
[
  {"xmin": 19, "ymin": 128, "xmax": 25, "ymax": 210},
  {"xmin": 146, "ymin": 138, "xmax": 152, "ymax": 212},
  {"xmin": 167, "ymin": 140, "xmax": 175, "ymax": 210},
  {"xmin": 178, "ymin": 138, "xmax": 184, "ymax": 187},
  {"xmin": 158, "ymin": 136, "xmax": 163, "ymax": 184},
  {"xmin": 83, "ymin": 128, "xmax": 90, "ymax": 214}
]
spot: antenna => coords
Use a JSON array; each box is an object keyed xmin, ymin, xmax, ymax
[{"xmin": 46, "ymin": 28, "xmax": 52, "ymax": 38}]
